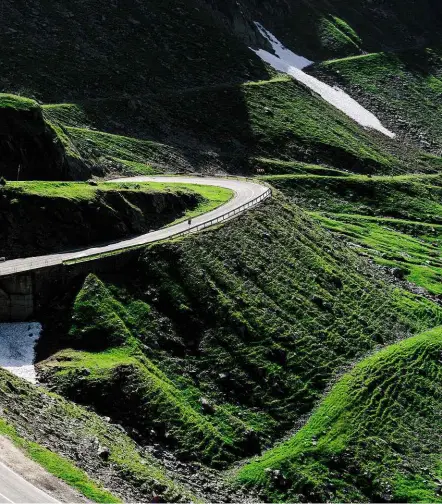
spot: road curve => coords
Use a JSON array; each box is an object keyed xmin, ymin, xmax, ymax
[
  {"xmin": 0, "ymin": 462, "xmax": 59, "ymax": 503},
  {"xmin": 0, "ymin": 176, "xmax": 270, "ymax": 277}
]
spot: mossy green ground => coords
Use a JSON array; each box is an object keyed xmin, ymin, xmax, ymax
[
  {"xmin": 237, "ymin": 325, "xmax": 442, "ymax": 502},
  {"xmin": 314, "ymin": 48, "xmax": 442, "ymax": 149},
  {"xmin": 41, "ymin": 274, "xmax": 264, "ymax": 468},
  {"xmin": 0, "ymin": 179, "xmax": 233, "ymax": 260},
  {"xmin": 42, "ymin": 104, "xmax": 191, "ymax": 175},
  {"xmin": 39, "ymin": 71, "xmax": 430, "ymax": 179},
  {"xmin": 40, "ymin": 77, "xmax": 401, "ymax": 178},
  {"xmin": 3, "ymin": 2, "xmax": 442, "ymax": 500},
  {"xmin": 1, "ymin": 179, "xmax": 233, "ymax": 205},
  {"xmin": 8, "ymin": 58, "xmax": 437, "ymax": 181},
  {"xmin": 0, "ymin": 93, "xmax": 39, "ymax": 111},
  {"xmin": 40, "ymin": 195, "xmax": 442, "ymax": 470},
  {"xmin": 153, "ymin": 76, "xmax": 400, "ymax": 174},
  {"xmin": 268, "ymin": 173, "xmax": 442, "ymax": 295},
  {"xmin": 3, "ymin": 180, "xmax": 232, "ymax": 212}
]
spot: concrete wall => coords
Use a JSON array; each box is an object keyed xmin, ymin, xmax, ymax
[
  {"xmin": 0, "ymin": 248, "xmax": 141, "ymax": 322},
  {"xmin": 0, "ymin": 274, "xmax": 34, "ymax": 321}
]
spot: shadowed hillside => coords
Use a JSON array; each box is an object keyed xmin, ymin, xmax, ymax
[{"xmin": 2, "ymin": 1, "xmax": 442, "ymax": 502}]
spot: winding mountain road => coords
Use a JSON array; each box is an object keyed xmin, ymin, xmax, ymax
[
  {"xmin": 0, "ymin": 176, "xmax": 270, "ymax": 277},
  {"xmin": 0, "ymin": 176, "xmax": 270, "ymax": 500}
]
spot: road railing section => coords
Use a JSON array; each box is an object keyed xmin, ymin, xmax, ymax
[
  {"xmin": 175, "ymin": 186, "xmax": 272, "ymax": 237},
  {"xmin": 0, "ymin": 186, "xmax": 272, "ymax": 277}
]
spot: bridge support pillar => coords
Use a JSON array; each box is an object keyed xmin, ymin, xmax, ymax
[{"xmin": 0, "ymin": 274, "xmax": 34, "ymax": 322}]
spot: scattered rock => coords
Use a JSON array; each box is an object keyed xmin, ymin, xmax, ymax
[
  {"xmin": 200, "ymin": 397, "xmax": 215, "ymax": 414},
  {"xmin": 97, "ymin": 445, "xmax": 110, "ymax": 461}
]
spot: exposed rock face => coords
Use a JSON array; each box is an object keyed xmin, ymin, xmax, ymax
[
  {"xmin": 0, "ymin": 189, "xmax": 200, "ymax": 259},
  {"xmin": 0, "ymin": 104, "xmax": 89, "ymax": 180}
]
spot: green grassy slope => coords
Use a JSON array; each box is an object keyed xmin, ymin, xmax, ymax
[
  {"xmin": 0, "ymin": 1, "xmax": 264, "ymax": 176},
  {"xmin": 237, "ymin": 325, "xmax": 442, "ymax": 503},
  {"xmin": 38, "ymin": 195, "xmax": 442, "ymax": 468},
  {"xmin": 268, "ymin": 174, "xmax": 442, "ymax": 222},
  {"xmin": 6, "ymin": 70, "xmax": 419, "ymax": 178},
  {"xmin": 268, "ymin": 174, "xmax": 442, "ymax": 295},
  {"xmin": 313, "ymin": 48, "xmax": 442, "ymax": 151},
  {"xmin": 153, "ymin": 77, "xmax": 402, "ymax": 174},
  {"xmin": 40, "ymin": 274, "xmax": 263, "ymax": 468},
  {"xmin": 2, "ymin": 0, "xmax": 440, "ymax": 105},
  {"xmin": 4, "ymin": 2, "xmax": 442, "ymax": 500},
  {"xmin": 0, "ymin": 94, "xmax": 89, "ymax": 180},
  {"xmin": 244, "ymin": 0, "xmax": 442, "ymax": 61},
  {"xmin": 42, "ymin": 104, "xmax": 189, "ymax": 175},
  {"xmin": 3, "ymin": 1, "xmax": 437, "ymax": 177},
  {"xmin": 40, "ymin": 77, "xmax": 414, "ymax": 177}
]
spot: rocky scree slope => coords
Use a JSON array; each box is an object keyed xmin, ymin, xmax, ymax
[{"xmin": 0, "ymin": 366, "xmax": 257, "ymax": 503}]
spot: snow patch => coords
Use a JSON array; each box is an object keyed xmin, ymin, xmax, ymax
[
  {"xmin": 252, "ymin": 23, "xmax": 395, "ymax": 138},
  {"xmin": 0, "ymin": 322, "xmax": 42, "ymax": 384},
  {"xmin": 255, "ymin": 22, "xmax": 313, "ymax": 70}
]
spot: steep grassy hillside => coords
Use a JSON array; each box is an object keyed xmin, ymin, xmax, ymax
[
  {"xmin": 38, "ymin": 196, "xmax": 442, "ymax": 469},
  {"xmin": 152, "ymin": 77, "xmax": 402, "ymax": 174},
  {"xmin": 312, "ymin": 47, "xmax": 442, "ymax": 151},
  {"xmin": 237, "ymin": 325, "xmax": 442, "ymax": 503},
  {"xmin": 4, "ymin": 80, "xmax": 413, "ymax": 177},
  {"xmin": 42, "ymin": 105, "xmax": 195, "ymax": 175},
  {"xmin": 3, "ymin": 1, "xmax": 442, "ymax": 501},
  {"xmin": 2, "ymin": 0, "xmax": 440, "ymax": 106},
  {"xmin": 39, "ymin": 76, "xmax": 431, "ymax": 177},
  {"xmin": 241, "ymin": 0, "xmax": 442, "ymax": 60},
  {"xmin": 268, "ymin": 173, "xmax": 442, "ymax": 295},
  {"xmin": 0, "ymin": 181, "xmax": 231, "ymax": 259},
  {"xmin": 2, "ymin": 1, "xmax": 437, "ymax": 176}
]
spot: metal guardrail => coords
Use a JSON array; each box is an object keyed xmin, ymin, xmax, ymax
[
  {"xmin": 0, "ymin": 187, "xmax": 272, "ymax": 276},
  {"xmin": 175, "ymin": 187, "xmax": 272, "ymax": 238}
]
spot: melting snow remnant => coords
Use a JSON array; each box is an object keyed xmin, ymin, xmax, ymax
[
  {"xmin": 252, "ymin": 23, "xmax": 395, "ymax": 138},
  {"xmin": 0, "ymin": 322, "xmax": 42, "ymax": 384}
]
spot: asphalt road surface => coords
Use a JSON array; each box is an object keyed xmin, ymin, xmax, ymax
[
  {"xmin": 0, "ymin": 462, "xmax": 58, "ymax": 503},
  {"xmin": 0, "ymin": 176, "xmax": 270, "ymax": 277}
]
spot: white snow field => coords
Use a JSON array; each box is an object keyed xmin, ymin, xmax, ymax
[
  {"xmin": 252, "ymin": 23, "xmax": 395, "ymax": 138},
  {"xmin": 0, "ymin": 322, "xmax": 42, "ymax": 383}
]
